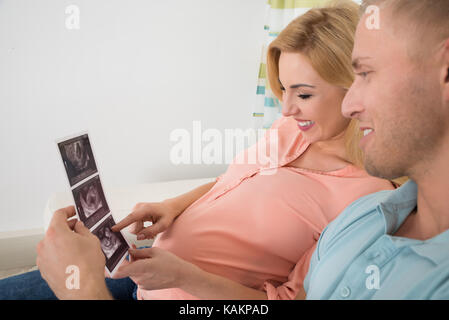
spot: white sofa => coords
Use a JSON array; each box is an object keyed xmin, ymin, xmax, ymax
[{"xmin": 0, "ymin": 177, "xmax": 215, "ymax": 279}]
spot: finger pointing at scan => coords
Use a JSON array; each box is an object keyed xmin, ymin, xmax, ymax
[{"xmin": 111, "ymin": 210, "xmax": 147, "ymax": 232}]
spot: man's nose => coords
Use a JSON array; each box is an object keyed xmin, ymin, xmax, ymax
[{"xmin": 341, "ymin": 86, "xmax": 364, "ymax": 119}]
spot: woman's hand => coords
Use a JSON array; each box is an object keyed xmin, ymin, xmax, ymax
[
  {"xmin": 112, "ymin": 247, "xmax": 198, "ymax": 290},
  {"xmin": 112, "ymin": 246, "xmax": 268, "ymax": 299},
  {"xmin": 111, "ymin": 201, "xmax": 181, "ymax": 240}
]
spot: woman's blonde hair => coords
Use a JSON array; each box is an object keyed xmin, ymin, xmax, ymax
[
  {"xmin": 267, "ymin": 0, "xmax": 408, "ymax": 186},
  {"xmin": 267, "ymin": 0, "xmax": 363, "ymax": 168}
]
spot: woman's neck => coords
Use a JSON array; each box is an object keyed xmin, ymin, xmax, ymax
[
  {"xmin": 310, "ymin": 128, "xmax": 349, "ymax": 161},
  {"xmin": 288, "ymin": 129, "xmax": 351, "ymax": 171}
]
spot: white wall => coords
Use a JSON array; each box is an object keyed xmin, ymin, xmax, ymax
[{"xmin": 0, "ymin": 0, "xmax": 265, "ymax": 232}]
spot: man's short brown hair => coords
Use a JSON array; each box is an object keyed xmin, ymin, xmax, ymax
[{"xmin": 360, "ymin": 0, "xmax": 449, "ymax": 62}]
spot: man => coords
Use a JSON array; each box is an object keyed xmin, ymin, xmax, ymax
[
  {"xmin": 302, "ymin": 0, "xmax": 449, "ymax": 299},
  {"xmin": 37, "ymin": 0, "xmax": 449, "ymax": 299}
]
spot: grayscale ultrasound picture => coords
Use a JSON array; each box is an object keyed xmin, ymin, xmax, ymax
[
  {"xmin": 92, "ymin": 215, "xmax": 129, "ymax": 273},
  {"xmin": 58, "ymin": 134, "xmax": 98, "ymax": 187},
  {"xmin": 72, "ymin": 175, "xmax": 109, "ymax": 229}
]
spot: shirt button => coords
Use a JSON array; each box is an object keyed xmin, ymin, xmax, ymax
[{"xmin": 340, "ymin": 286, "xmax": 351, "ymax": 298}]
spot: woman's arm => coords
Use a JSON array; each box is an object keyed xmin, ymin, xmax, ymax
[
  {"xmin": 163, "ymin": 181, "xmax": 216, "ymax": 218},
  {"xmin": 181, "ymin": 263, "xmax": 268, "ymax": 300},
  {"xmin": 115, "ymin": 247, "xmax": 268, "ymax": 299},
  {"xmin": 183, "ymin": 266, "xmax": 307, "ymax": 300},
  {"xmin": 112, "ymin": 180, "xmax": 217, "ymax": 238}
]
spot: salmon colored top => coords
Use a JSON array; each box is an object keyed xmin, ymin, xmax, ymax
[{"xmin": 138, "ymin": 116, "xmax": 395, "ymax": 300}]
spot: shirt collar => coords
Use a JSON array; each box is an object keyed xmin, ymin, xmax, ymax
[
  {"xmin": 379, "ymin": 179, "xmax": 449, "ymax": 265},
  {"xmin": 378, "ymin": 179, "xmax": 418, "ymax": 235}
]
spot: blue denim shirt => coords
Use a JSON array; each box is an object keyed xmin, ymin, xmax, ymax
[{"xmin": 304, "ymin": 179, "xmax": 449, "ymax": 299}]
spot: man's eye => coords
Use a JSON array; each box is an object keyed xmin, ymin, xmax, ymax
[
  {"xmin": 298, "ymin": 94, "xmax": 312, "ymax": 100},
  {"xmin": 356, "ymin": 71, "xmax": 370, "ymax": 78}
]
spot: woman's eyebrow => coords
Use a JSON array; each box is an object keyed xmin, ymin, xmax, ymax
[
  {"xmin": 289, "ymin": 83, "xmax": 315, "ymax": 89},
  {"xmin": 278, "ymin": 79, "xmax": 315, "ymax": 89}
]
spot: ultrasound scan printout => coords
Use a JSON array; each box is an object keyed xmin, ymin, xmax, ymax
[{"xmin": 56, "ymin": 132, "xmax": 130, "ymax": 275}]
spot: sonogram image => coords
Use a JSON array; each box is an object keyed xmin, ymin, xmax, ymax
[
  {"xmin": 58, "ymin": 134, "xmax": 98, "ymax": 186},
  {"xmin": 92, "ymin": 216, "xmax": 129, "ymax": 273},
  {"xmin": 72, "ymin": 175, "xmax": 109, "ymax": 229},
  {"xmin": 66, "ymin": 140, "xmax": 90, "ymax": 171},
  {"xmin": 98, "ymin": 226, "xmax": 120, "ymax": 259}
]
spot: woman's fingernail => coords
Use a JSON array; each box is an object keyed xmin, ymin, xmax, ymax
[{"xmin": 137, "ymin": 234, "xmax": 145, "ymax": 240}]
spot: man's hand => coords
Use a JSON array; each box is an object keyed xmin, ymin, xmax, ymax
[
  {"xmin": 112, "ymin": 247, "xmax": 197, "ymax": 291},
  {"xmin": 36, "ymin": 206, "xmax": 112, "ymax": 300}
]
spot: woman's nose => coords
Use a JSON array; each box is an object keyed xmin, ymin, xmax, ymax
[{"xmin": 281, "ymin": 95, "xmax": 299, "ymax": 117}]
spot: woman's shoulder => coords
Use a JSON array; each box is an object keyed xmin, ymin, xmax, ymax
[
  {"xmin": 269, "ymin": 116, "xmax": 297, "ymax": 130},
  {"xmin": 263, "ymin": 116, "xmax": 310, "ymax": 168}
]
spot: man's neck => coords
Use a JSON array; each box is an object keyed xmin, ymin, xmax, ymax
[{"xmin": 398, "ymin": 140, "xmax": 449, "ymax": 240}]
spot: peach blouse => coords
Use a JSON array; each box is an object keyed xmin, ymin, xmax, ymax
[{"xmin": 138, "ymin": 117, "xmax": 395, "ymax": 300}]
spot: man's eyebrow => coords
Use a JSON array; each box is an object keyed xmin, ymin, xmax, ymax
[
  {"xmin": 278, "ymin": 79, "xmax": 316, "ymax": 89},
  {"xmin": 352, "ymin": 57, "xmax": 372, "ymax": 70}
]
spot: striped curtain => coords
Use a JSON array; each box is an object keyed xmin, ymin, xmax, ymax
[{"xmin": 252, "ymin": 0, "xmax": 360, "ymax": 129}]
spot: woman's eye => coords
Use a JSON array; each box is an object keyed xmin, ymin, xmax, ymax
[{"xmin": 298, "ymin": 94, "xmax": 312, "ymax": 100}]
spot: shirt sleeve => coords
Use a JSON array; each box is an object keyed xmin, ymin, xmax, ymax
[
  {"xmin": 263, "ymin": 243, "xmax": 317, "ymax": 300},
  {"xmin": 302, "ymin": 224, "xmax": 332, "ymax": 295}
]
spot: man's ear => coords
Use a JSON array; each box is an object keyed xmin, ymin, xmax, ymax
[{"xmin": 442, "ymin": 39, "xmax": 449, "ymax": 103}]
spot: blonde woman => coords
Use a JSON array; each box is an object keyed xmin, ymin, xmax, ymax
[
  {"xmin": 107, "ymin": 0, "xmax": 398, "ymax": 300},
  {"xmin": 1, "ymin": 0, "xmax": 398, "ymax": 300}
]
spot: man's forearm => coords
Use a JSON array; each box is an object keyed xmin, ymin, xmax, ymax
[
  {"xmin": 64, "ymin": 276, "xmax": 113, "ymax": 300},
  {"xmin": 180, "ymin": 265, "xmax": 268, "ymax": 300}
]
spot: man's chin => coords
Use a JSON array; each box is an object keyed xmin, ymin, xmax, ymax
[{"xmin": 364, "ymin": 157, "xmax": 405, "ymax": 181}]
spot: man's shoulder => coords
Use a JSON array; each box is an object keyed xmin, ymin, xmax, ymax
[
  {"xmin": 318, "ymin": 189, "xmax": 393, "ymax": 249},
  {"xmin": 336, "ymin": 188, "xmax": 393, "ymax": 225}
]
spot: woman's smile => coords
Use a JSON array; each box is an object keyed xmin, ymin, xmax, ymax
[{"xmin": 296, "ymin": 119, "xmax": 316, "ymax": 131}]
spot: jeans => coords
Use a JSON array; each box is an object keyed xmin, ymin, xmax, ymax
[{"xmin": 0, "ymin": 269, "xmax": 138, "ymax": 300}]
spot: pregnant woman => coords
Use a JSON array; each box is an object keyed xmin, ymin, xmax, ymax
[
  {"xmin": 109, "ymin": 0, "xmax": 401, "ymax": 300},
  {"xmin": 0, "ymin": 0, "xmax": 401, "ymax": 300}
]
